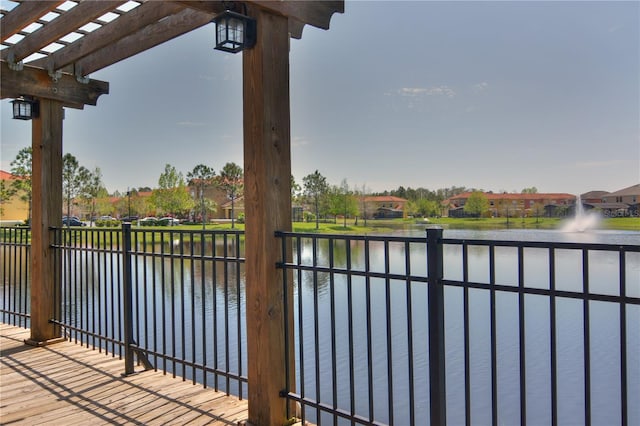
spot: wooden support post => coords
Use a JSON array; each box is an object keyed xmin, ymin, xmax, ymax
[
  {"xmin": 27, "ymin": 98, "xmax": 64, "ymax": 345},
  {"xmin": 243, "ymin": 7, "xmax": 292, "ymax": 426}
]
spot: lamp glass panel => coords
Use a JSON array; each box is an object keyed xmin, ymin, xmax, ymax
[
  {"xmin": 229, "ymin": 17, "xmax": 244, "ymax": 44},
  {"xmin": 214, "ymin": 11, "xmax": 252, "ymax": 53},
  {"xmin": 12, "ymin": 100, "xmax": 31, "ymax": 119}
]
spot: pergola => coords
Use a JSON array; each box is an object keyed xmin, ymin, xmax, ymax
[{"xmin": 0, "ymin": 1, "xmax": 343, "ymax": 424}]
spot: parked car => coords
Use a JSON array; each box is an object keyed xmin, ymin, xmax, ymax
[
  {"xmin": 159, "ymin": 217, "xmax": 180, "ymax": 226},
  {"xmin": 139, "ymin": 216, "xmax": 158, "ymax": 226},
  {"xmin": 120, "ymin": 215, "xmax": 139, "ymax": 223},
  {"xmin": 62, "ymin": 217, "xmax": 85, "ymax": 226}
]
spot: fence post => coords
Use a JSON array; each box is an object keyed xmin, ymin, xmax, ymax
[
  {"xmin": 121, "ymin": 223, "xmax": 152, "ymax": 376},
  {"xmin": 427, "ymin": 227, "xmax": 446, "ymax": 426},
  {"xmin": 122, "ymin": 222, "xmax": 135, "ymax": 375}
]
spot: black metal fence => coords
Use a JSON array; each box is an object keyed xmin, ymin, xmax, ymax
[
  {"xmin": 1, "ymin": 225, "xmax": 639, "ymax": 425},
  {"xmin": 277, "ymin": 228, "xmax": 640, "ymax": 426},
  {"xmin": 0, "ymin": 227, "xmax": 30, "ymax": 326},
  {"xmin": 1, "ymin": 225, "xmax": 248, "ymax": 397}
]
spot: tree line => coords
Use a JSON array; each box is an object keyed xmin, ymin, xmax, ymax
[
  {"xmin": 0, "ymin": 147, "xmax": 244, "ymax": 227},
  {"xmin": 1, "ymin": 146, "xmax": 542, "ymax": 226}
]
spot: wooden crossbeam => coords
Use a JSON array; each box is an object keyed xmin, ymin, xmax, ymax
[
  {"xmin": 252, "ymin": 0, "xmax": 344, "ymax": 38},
  {"xmin": 73, "ymin": 8, "xmax": 214, "ymax": 76},
  {"xmin": 29, "ymin": 2, "xmax": 186, "ymax": 73},
  {"xmin": 177, "ymin": 0, "xmax": 344, "ymax": 39},
  {"xmin": 1, "ymin": 1, "xmax": 127, "ymax": 63},
  {"xmin": 0, "ymin": 60, "xmax": 108, "ymax": 109},
  {"xmin": 0, "ymin": 1, "xmax": 65, "ymax": 43}
]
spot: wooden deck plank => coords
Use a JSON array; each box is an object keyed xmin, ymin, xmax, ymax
[{"xmin": 0, "ymin": 324, "xmax": 248, "ymax": 425}]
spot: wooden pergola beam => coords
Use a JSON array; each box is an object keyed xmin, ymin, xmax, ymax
[
  {"xmin": 73, "ymin": 8, "xmax": 214, "ymax": 77},
  {"xmin": 1, "ymin": 1, "xmax": 127, "ymax": 63},
  {"xmin": 176, "ymin": 0, "xmax": 343, "ymax": 39},
  {"xmin": 252, "ymin": 0, "xmax": 344, "ymax": 37},
  {"xmin": 0, "ymin": 1, "xmax": 65, "ymax": 43},
  {"xmin": 0, "ymin": 60, "xmax": 108, "ymax": 109},
  {"xmin": 29, "ymin": 2, "xmax": 186, "ymax": 73}
]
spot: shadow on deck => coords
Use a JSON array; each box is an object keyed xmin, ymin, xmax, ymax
[{"xmin": 0, "ymin": 324, "xmax": 248, "ymax": 425}]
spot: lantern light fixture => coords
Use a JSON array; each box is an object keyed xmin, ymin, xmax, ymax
[
  {"xmin": 11, "ymin": 97, "xmax": 39, "ymax": 120},
  {"xmin": 213, "ymin": 7, "xmax": 256, "ymax": 53}
]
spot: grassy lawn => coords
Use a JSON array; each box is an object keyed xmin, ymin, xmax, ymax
[
  {"xmin": 2, "ymin": 217, "xmax": 638, "ymax": 245},
  {"xmin": 291, "ymin": 216, "xmax": 639, "ymax": 233},
  {"xmin": 598, "ymin": 217, "xmax": 640, "ymax": 231}
]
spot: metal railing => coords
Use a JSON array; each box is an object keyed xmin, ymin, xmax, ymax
[
  {"xmin": 0, "ymin": 226, "xmax": 30, "ymax": 326},
  {"xmin": 277, "ymin": 228, "xmax": 640, "ymax": 426},
  {"xmin": 2, "ymin": 225, "xmax": 639, "ymax": 425},
  {"xmin": 46, "ymin": 225, "xmax": 248, "ymax": 397}
]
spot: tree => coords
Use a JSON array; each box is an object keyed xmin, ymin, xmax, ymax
[
  {"xmin": 530, "ymin": 201, "xmax": 545, "ymax": 223},
  {"xmin": 9, "ymin": 147, "xmax": 33, "ymax": 222},
  {"xmin": 218, "ymin": 162, "xmax": 243, "ymax": 228},
  {"xmin": 521, "ymin": 187, "xmax": 538, "ymax": 194},
  {"xmin": 187, "ymin": 164, "xmax": 216, "ymax": 229},
  {"xmin": 327, "ymin": 179, "xmax": 358, "ymax": 227},
  {"xmin": 303, "ymin": 170, "xmax": 328, "ymax": 229},
  {"xmin": 62, "ymin": 153, "xmax": 90, "ymax": 223},
  {"xmin": 291, "ymin": 175, "xmax": 301, "ymax": 201},
  {"xmin": 437, "ymin": 186, "xmax": 468, "ymax": 200},
  {"xmin": 81, "ymin": 167, "xmax": 105, "ymax": 225},
  {"xmin": 407, "ymin": 198, "xmax": 439, "ymax": 218},
  {"xmin": 355, "ymin": 184, "xmax": 372, "ymax": 226},
  {"xmin": 463, "ymin": 191, "xmax": 489, "ymax": 218},
  {"xmin": 115, "ymin": 189, "xmax": 148, "ymax": 218},
  {"xmin": 151, "ymin": 164, "xmax": 193, "ymax": 217},
  {"xmin": 496, "ymin": 198, "xmax": 515, "ymax": 226},
  {"xmin": 326, "ymin": 186, "xmax": 340, "ymax": 222}
]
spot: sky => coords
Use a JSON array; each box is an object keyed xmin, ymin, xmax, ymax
[{"xmin": 1, "ymin": 1, "xmax": 639, "ymax": 196}]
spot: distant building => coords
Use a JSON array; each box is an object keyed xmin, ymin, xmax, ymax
[
  {"xmin": 582, "ymin": 184, "xmax": 640, "ymax": 217},
  {"xmin": 363, "ymin": 196, "xmax": 408, "ymax": 219},
  {"xmin": 0, "ymin": 170, "xmax": 29, "ymax": 225},
  {"xmin": 219, "ymin": 195, "xmax": 245, "ymax": 220},
  {"xmin": 443, "ymin": 192, "xmax": 574, "ymax": 218}
]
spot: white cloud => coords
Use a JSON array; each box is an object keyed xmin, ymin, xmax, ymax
[
  {"xmin": 292, "ymin": 136, "xmax": 311, "ymax": 147},
  {"xmin": 397, "ymin": 85, "xmax": 456, "ymax": 98},
  {"xmin": 472, "ymin": 81, "xmax": 489, "ymax": 93}
]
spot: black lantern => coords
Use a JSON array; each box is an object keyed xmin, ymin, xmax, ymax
[
  {"xmin": 213, "ymin": 9, "xmax": 256, "ymax": 53},
  {"xmin": 11, "ymin": 97, "xmax": 38, "ymax": 120}
]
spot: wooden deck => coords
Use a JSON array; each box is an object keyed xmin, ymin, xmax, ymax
[{"xmin": 0, "ymin": 324, "xmax": 248, "ymax": 425}]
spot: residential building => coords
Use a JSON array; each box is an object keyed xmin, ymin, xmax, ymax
[
  {"xmin": 0, "ymin": 170, "xmax": 29, "ymax": 225},
  {"xmin": 443, "ymin": 192, "xmax": 575, "ymax": 218},
  {"xmin": 219, "ymin": 195, "xmax": 245, "ymax": 220},
  {"xmin": 583, "ymin": 184, "xmax": 640, "ymax": 217},
  {"xmin": 363, "ymin": 196, "xmax": 408, "ymax": 219}
]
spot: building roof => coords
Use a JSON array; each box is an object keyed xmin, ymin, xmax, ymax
[
  {"xmin": 581, "ymin": 190, "xmax": 609, "ymax": 199},
  {"xmin": 364, "ymin": 196, "xmax": 408, "ymax": 203},
  {"xmin": 448, "ymin": 192, "xmax": 575, "ymax": 201},
  {"xmin": 220, "ymin": 196, "xmax": 244, "ymax": 209},
  {"xmin": 0, "ymin": 170, "xmax": 17, "ymax": 180},
  {"xmin": 606, "ymin": 184, "xmax": 640, "ymax": 197}
]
